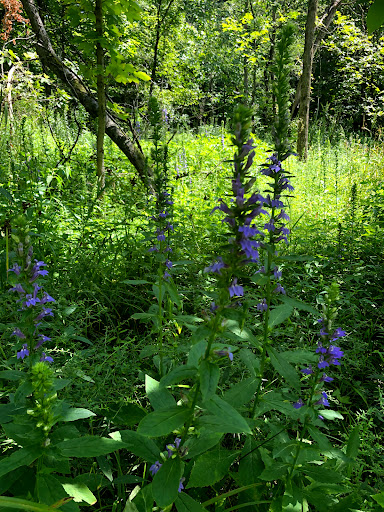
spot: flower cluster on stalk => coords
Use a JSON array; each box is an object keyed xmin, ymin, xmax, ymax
[
  {"xmin": 8, "ymin": 243, "xmax": 55, "ymax": 363},
  {"xmin": 293, "ymin": 306, "xmax": 345, "ymax": 415},
  {"xmin": 149, "ymin": 437, "xmax": 184, "ymax": 492},
  {"xmin": 148, "ymin": 190, "xmax": 174, "ymax": 281}
]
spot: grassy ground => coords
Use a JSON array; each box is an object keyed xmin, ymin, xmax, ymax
[{"xmin": 1, "ymin": 116, "xmax": 384, "ymax": 508}]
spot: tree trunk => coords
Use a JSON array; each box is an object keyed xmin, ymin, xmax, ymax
[
  {"xmin": 291, "ymin": 0, "xmax": 346, "ymax": 118},
  {"xmin": 297, "ymin": 0, "xmax": 318, "ymax": 160},
  {"xmin": 20, "ymin": 0, "xmax": 148, "ymax": 185},
  {"xmin": 95, "ymin": 0, "xmax": 106, "ymax": 195}
]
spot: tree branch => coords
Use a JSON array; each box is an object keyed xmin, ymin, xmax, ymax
[{"xmin": 20, "ymin": 0, "xmax": 149, "ymax": 185}]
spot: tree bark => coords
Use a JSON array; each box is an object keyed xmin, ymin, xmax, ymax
[
  {"xmin": 95, "ymin": 0, "xmax": 106, "ymax": 195},
  {"xmin": 297, "ymin": 0, "xmax": 318, "ymax": 160},
  {"xmin": 21, "ymin": 0, "xmax": 148, "ymax": 184},
  {"xmin": 291, "ymin": 0, "xmax": 346, "ymax": 118}
]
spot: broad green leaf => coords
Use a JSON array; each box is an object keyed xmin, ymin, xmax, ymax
[
  {"xmin": 269, "ymin": 347, "xmax": 301, "ymax": 390},
  {"xmin": 187, "ymin": 447, "xmax": 237, "ymax": 488},
  {"xmin": 0, "ymin": 496, "xmax": 63, "ymax": 511},
  {"xmin": 318, "ymin": 409, "xmax": 344, "ymax": 420},
  {"xmin": 110, "ymin": 430, "xmax": 160, "ymax": 462},
  {"xmin": 199, "ymin": 395, "xmax": 252, "ymax": 434},
  {"xmin": 184, "ymin": 430, "xmax": 223, "ymax": 459},
  {"xmin": 103, "ymin": 402, "xmax": 146, "ymax": 426},
  {"xmin": 254, "ymin": 391, "xmax": 302, "ymax": 419},
  {"xmin": 152, "ymin": 457, "xmax": 183, "ymax": 508},
  {"xmin": 0, "ymin": 403, "xmax": 26, "ymax": 424},
  {"xmin": 160, "ymin": 366, "xmax": 197, "ymax": 388},
  {"xmin": 0, "ymin": 187, "xmax": 14, "ymax": 202},
  {"xmin": 268, "ymin": 304, "xmax": 293, "ymax": 328},
  {"xmin": 367, "ymin": 0, "xmax": 384, "ymax": 34},
  {"xmin": 175, "ymin": 493, "xmax": 207, "ymax": 511},
  {"xmin": 302, "ymin": 464, "xmax": 343, "ymax": 483},
  {"xmin": 123, "ymin": 500, "xmax": 140, "ymax": 512},
  {"xmin": 61, "ymin": 482, "xmax": 96, "ymax": 505},
  {"xmin": 371, "ymin": 491, "xmax": 384, "ymax": 507},
  {"xmin": 145, "ymin": 375, "xmax": 176, "ymax": 410},
  {"xmin": 259, "ymin": 462, "xmax": 289, "ymax": 481},
  {"xmin": 138, "ymin": 407, "xmax": 191, "ymax": 437},
  {"xmin": 199, "ymin": 361, "xmax": 219, "ymax": 401},
  {"xmin": 239, "ymin": 349, "xmax": 260, "ymax": 375},
  {"xmin": 132, "ymin": 483, "xmax": 153, "ymax": 512},
  {"xmin": 163, "ymin": 280, "xmax": 182, "ymax": 307},
  {"xmin": 131, "ymin": 312, "xmax": 156, "ymax": 321},
  {"xmin": 134, "ymin": 71, "xmax": 151, "ymax": 81},
  {"xmin": 60, "ymin": 408, "xmax": 96, "ymax": 422},
  {"xmin": 153, "ymin": 284, "xmax": 165, "ymax": 303},
  {"xmin": 282, "ymin": 482, "xmax": 308, "ymax": 512},
  {"xmin": 346, "ymin": 425, "xmax": 360, "ymax": 459},
  {"xmin": 307, "ymin": 426, "xmax": 332, "ymax": 451},
  {"xmin": 36, "ymin": 473, "xmax": 78, "ymax": 512},
  {"xmin": 187, "ymin": 340, "xmax": 208, "ymax": 368},
  {"xmin": 0, "ymin": 447, "xmax": 41, "ymax": 478},
  {"xmin": 279, "ymin": 350, "xmax": 317, "ymax": 365},
  {"xmin": 238, "ymin": 437, "xmax": 264, "ymax": 485},
  {"xmin": 0, "ymin": 370, "xmax": 24, "ymax": 381},
  {"xmin": 57, "ymin": 436, "xmax": 125, "ymax": 457},
  {"xmin": 223, "ymin": 376, "xmax": 259, "ymax": 407},
  {"xmin": 280, "ymin": 296, "xmax": 318, "ymax": 315}
]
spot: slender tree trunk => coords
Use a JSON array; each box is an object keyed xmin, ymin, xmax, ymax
[
  {"xmin": 291, "ymin": 0, "xmax": 345, "ymax": 118},
  {"xmin": 21, "ymin": 0, "xmax": 148, "ymax": 184},
  {"xmin": 95, "ymin": 0, "xmax": 106, "ymax": 195},
  {"xmin": 297, "ymin": 0, "xmax": 318, "ymax": 160},
  {"xmin": 148, "ymin": 0, "xmax": 175, "ymax": 97}
]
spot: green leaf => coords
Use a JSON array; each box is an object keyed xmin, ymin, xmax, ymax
[
  {"xmin": 138, "ymin": 407, "xmax": 191, "ymax": 437},
  {"xmin": 259, "ymin": 462, "xmax": 289, "ymax": 481},
  {"xmin": 223, "ymin": 376, "xmax": 259, "ymax": 407},
  {"xmin": 123, "ymin": 501, "xmax": 140, "ymax": 512},
  {"xmin": 269, "ymin": 347, "xmax": 301, "ymax": 390},
  {"xmin": 36, "ymin": 473, "xmax": 78, "ymax": 512},
  {"xmin": 0, "ymin": 370, "xmax": 24, "ymax": 381},
  {"xmin": 280, "ymin": 296, "xmax": 318, "ymax": 315},
  {"xmin": 103, "ymin": 402, "xmax": 146, "ymax": 426},
  {"xmin": 57, "ymin": 436, "xmax": 125, "ymax": 457},
  {"xmin": 318, "ymin": 409, "xmax": 344, "ymax": 420},
  {"xmin": 346, "ymin": 425, "xmax": 360, "ymax": 459},
  {"xmin": 60, "ymin": 408, "xmax": 96, "ymax": 422},
  {"xmin": 268, "ymin": 304, "xmax": 293, "ymax": 328},
  {"xmin": 134, "ymin": 71, "xmax": 151, "ymax": 81},
  {"xmin": 61, "ymin": 481, "xmax": 96, "ymax": 505},
  {"xmin": 238, "ymin": 437, "xmax": 264, "ymax": 485},
  {"xmin": 371, "ymin": 491, "xmax": 384, "ymax": 507},
  {"xmin": 110, "ymin": 430, "xmax": 160, "ymax": 462},
  {"xmin": 0, "ymin": 187, "xmax": 14, "ymax": 202},
  {"xmin": 239, "ymin": 348, "xmax": 260, "ymax": 375},
  {"xmin": 367, "ymin": 0, "xmax": 384, "ymax": 34},
  {"xmin": 279, "ymin": 350, "xmax": 317, "ymax": 365},
  {"xmin": 145, "ymin": 375, "xmax": 176, "ymax": 410},
  {"xmin": 175, "ymin": 493, "xmax": 207, "ymax": 511},
  {"xmin": 163, "ymin": 280, "xmax": 182, "ymax": 307},
  {"xmin": 152, "ymin": 457, "xmax": 183, "ymax": 508},
  {"xmin": 132, "ymin": 483, "xmax": 153, "ymax": 512},
  {"xmin": 0, "ymin": 497, "xmax": 63, "ymax": 511},
  {"xmin": 199, "ymin": 395, "xmax": 252, "ymax": 434},
  {"xmin": 131, "ymin": 312, "xmax": 156, "ymax": 321},
  {"xmin": 184, "ymin": 430, "xmax": 223, "ymax": 459},
  {"xmin": 160, "ymin": 366, "xmax": 197, "ymax": 388},
  {"xmin": 199, "ymin": 361, "xmax": 219, "ymax": 401},
  {"xmin": 0, "ymin": 403, "xmax": 26, "ymax": 424},
  {"xmin": 307, "ymin": 426, "xmax": 332, "ymax": 451},
  {"xmin": 0, "ymin": 447, "xmax": 42, "ymax": 478},
  {"xmin": 302, "ymin": 464, "xmax": 343, "ymax": 483},
  {"xmin": 282, "ymin": 482, "xmax": 308, "ymax": 512},
  {"xmin": 187, "ymin": 447, "xmax": 237, "ymax": 488}
]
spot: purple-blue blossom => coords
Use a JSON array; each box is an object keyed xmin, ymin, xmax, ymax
[{"xmin": 229, "ymin": 279, "xmax": 244, "ymax": 298}]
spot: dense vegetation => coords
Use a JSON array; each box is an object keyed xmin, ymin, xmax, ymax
[{"xmin": 1, "ymin": 0, "xmax": 384, "ymax": 511}]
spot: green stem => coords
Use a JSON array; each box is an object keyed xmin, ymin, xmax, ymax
[{"xmin": 201, "ymin": 482, "xmax": 264, "ymax": 507}]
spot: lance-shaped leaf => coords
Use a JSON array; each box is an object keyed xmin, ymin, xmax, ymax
[
  {"xmin": 110, "ymin": 430, "xmax": 160, "ymax": 462},
  {"xmin": 199, "ymin": 395, "xmax": 252, "ymax": 434},
  {"xmin": 152, "ymin": 456, "xmax": 184, "ymax": 508},
  {"xmin": 138, "ymin": 407, "xmax": 191, "ymax": 437},
  {"xmin": 199, "ymin": 361, "xmax": 220, "ymax": 401}
]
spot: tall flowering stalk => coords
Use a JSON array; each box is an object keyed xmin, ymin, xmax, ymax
[
  {"xmin": 146, "ymin": 97, "xmax": 176, "ymax": 376},
  {"xmin": 7, "ymin": 215, "xmax": 55, "ymax": 368}
]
